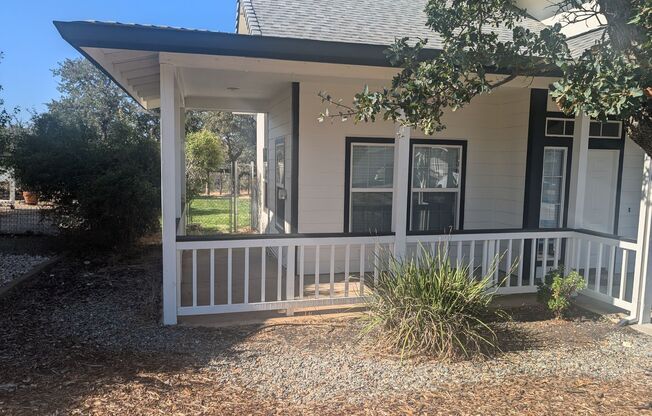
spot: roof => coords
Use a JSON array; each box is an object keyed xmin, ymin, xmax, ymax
[
  {"xmin": 237, "ymin": 0, "xmax": 549, "ymax": 49},
  {"xmin": 54, "ymin": 20, "xmax": 440, "ymax": 68},
  {"xmin": 566, "ymin": 27, "xmax": 607, "ymax": 58}
]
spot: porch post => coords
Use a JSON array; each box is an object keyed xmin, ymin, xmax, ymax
[
  {"xmin": 160, "ymin": 63, "xmax": 179, "ymax": 325},
  {"xmin": 393, "ymin": 122, "xmax": 411, "ymax": 258},
  {"xmin": 633, "ymin": 154, "xmax": 652, "ymax": 323},
  {"xmin": 566, "ymin": 113, "xmax": 591, "ymax": 229}
]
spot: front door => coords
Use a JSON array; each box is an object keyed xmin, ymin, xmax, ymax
[{"xmin": 583, "ymin": 149, "xmax": 619, "ymax": 234}]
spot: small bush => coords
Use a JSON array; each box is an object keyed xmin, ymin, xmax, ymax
[
  {"xmin": 537, "ymin": 267, "xmax": 586, "ymax": 319},
  {"xmin": 364, "ymin": 247, "xmax": 507, "ymax": 361}
]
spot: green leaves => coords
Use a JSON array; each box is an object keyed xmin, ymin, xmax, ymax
[
  {"xmin": 345, "ymin": 0, "xmax": 568, "ymax": 135},
  {"xmin": 537, "ymin": 267, "xmax": 586, "ymax": 319},
  {"xmin": 332, "ymin": 0, "xmax": 650, "ymax": 154}
]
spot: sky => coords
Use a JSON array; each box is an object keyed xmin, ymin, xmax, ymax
[{"xmin": 0, "ymin": 0, "xmax": 238, "ymax": 116}]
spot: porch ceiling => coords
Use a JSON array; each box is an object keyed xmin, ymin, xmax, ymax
[{"xmin": 81, "ymin": 46, "xmax": 401, "ymax": 111}]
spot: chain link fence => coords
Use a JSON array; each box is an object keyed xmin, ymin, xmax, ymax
[
  {"xmin": 0, "ymin": 174, "xmax": 57, "ymax": 236},
  {"xmin": 184, "ymin": 162, "xmax": 257, "ymax": 236}
]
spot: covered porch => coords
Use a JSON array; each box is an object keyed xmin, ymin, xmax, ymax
[{"xmin": 54, "ymin": 21, "xmax": 652, "ymax": 326}]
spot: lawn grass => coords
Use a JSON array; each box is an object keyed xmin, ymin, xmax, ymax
[{"xmin": 187, "ymin": 195, "xmax": 252, "ymax": 234}]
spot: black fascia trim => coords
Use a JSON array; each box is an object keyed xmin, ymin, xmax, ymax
[
  {"xmin": 54, "ymin": 20, "xmax": 440, "ymax": 68},
  {"xmin": 290, "ymin": 82, "xmax": 300, "ymax": 233},
  {"xmin": 344, "ymin": 137, "xmax": 395, "ymax": 233},
  {"xmin": 54, "ymin": 21, "xmax": 563, "ymax": 75},
  {"xmin": 406, "ymin": 138, "xmax": 468, "ymax": 234}
]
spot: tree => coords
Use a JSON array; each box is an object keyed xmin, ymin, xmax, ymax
[
  {"xmin": 321, "ymin": 0, "xmax": 651, "ymax": 154},
  {"xmin": 186, "ymin": 129, "xmax": 224, "ymax": 196},
  {"xmin": 200, "ymin": 112, "xmax": 256, "ymax": 167},
  {"xmin": 0, "ymin": 52, "xmax": 12, "ymax": 164},
  {"xmin": 187, "ymin": 111, "xmax": 256, "ymax": 196},
  {"xmin": 8, "ymin": 58, "xmax": 161, "ymax": 246},
  {"xmin": 48, "ymin": 58, "xmax": 158, "ymax": 142}
]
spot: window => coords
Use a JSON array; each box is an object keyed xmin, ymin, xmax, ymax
[
  {"xmin": 589, "ymin": 120, "xmax": 622, "ymax": 138},
  {"xmin": 545, "ymin": 117, "xmax": 575, "ymax": 137},
  {"xmin": 348, "ymin": 142, "xmax": 394, "ymax": 233},
  {"xmin": 275, "ymin": 139, "xmax": 285, "ymax": 230},
  {"xmin": 539, "ymin": 147, "xmax": 567, "ymax": 228},
  {"xmin": 263, "ymin": 147, "xmax": 268, "ymax": 209},
  {"xmin": 410, "ymin": 144, "xmax": 463, "ymax": 232}
]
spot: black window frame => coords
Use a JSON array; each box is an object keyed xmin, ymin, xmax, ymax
[
  {"xmin": 343, "ymin": 137, "xmax": 395, "ymax": 233},
  {"xmin": 407, "ymin": 139, "xmax": 467, "ymax": 235}
]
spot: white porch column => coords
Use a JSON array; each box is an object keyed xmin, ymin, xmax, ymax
[
  {"xmin": 566, "ymin": 113, "xmax": 591, "ymax": 229},
  {"xmin": 633, "ymin": 155, "xmax": 652, "ymax": 323},
  {"xmin": 160, "ymin": 63, "xmax": 179, "ymax": 325},
  {"xmin": 393, "ymin": 122, "xmax": 411, "ymax": 258}
]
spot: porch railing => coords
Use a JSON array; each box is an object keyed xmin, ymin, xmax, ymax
[{"xmin": 175, "ymin": 229, "xmax": 639, "ymax": 317}]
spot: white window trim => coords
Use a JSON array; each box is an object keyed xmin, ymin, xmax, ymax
[
  {"xmin": 348, "ymin": 142, "xmax": 395, "ymax": 232},
  {"xmin": 546, "ymin": 117, "xmax": 623, "ymax": 139},
  {"xmin": 409, "ymin": 144, "xmax": 463, "ymax": 231},
  {"xmin": 589, "ymin": 120, "xmax": 622, "ymax": 139},
  {"xmin": 545, "ymin": 117, "xmax": 575, "ymax": 138},
  {"xmin": 539, "ymin": 146, "xmax": 568, "ymax": 229}
]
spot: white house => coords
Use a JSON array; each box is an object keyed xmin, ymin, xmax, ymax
[{"xmin": 55, "ymin": 0, "xmax": 652, "ymax": 326}]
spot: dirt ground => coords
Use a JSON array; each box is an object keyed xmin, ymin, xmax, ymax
[{"xmin": 0, "ymin": 239, "xmax": 651, "ymax": 415}]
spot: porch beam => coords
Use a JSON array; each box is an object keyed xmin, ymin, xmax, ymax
[
  {"xmin": 184, "ymin": 96, "xmax": 270, "ymax": 112},
  {"xmin": 566, "ymin": 113, "xmax": 591, "ymax": 228},
  {"xmin": 160, "ymin": 63, "xmax": 179, "ymax": 325},
  {"xmin": 393, "ymin": 121, "xmax": 411, "ymax": 258}
]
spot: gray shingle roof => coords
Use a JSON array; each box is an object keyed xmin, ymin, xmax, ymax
[
  {"xmin": 566, "ymin": 27, "xmax": 607, "ymax": 58},
  {"xmin": 239, "ymin": 0, "xmax": 549, "ymax": 49}
]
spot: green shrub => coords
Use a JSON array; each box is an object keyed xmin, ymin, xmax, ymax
[
  {"xmin": 364, "ymin": 247, "xmax": 507, "ymax": 360},
  {"xmin": 10, "ymin": 114, "xmax": 160, "ymax": 247},
  {"xmin": 537, "ymin": 267, "xmax": 586, "ymax": 319}
]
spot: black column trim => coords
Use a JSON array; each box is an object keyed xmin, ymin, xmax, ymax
[
  {"xmin": 290, "ymin": 82, "xmax": 300, "ymax": 233},
  {"xmin": 522, "ymin": 89, "xmax": 548, "ymax": 229}
]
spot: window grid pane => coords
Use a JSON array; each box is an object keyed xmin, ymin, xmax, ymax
[
  {"xmin": 539, "ymin": 148, "xmax": 566, "ymax": 229},
  {"xmin": 350, "ymin": 143, "xmax": 394, "ymax": 233},
  {"xmin": 410, "ymin": 144, "xmax": 462, "ymax": 232},
  {"xmin": 352, "ymin": 145, "xmax": 394, "ymax": 189}
]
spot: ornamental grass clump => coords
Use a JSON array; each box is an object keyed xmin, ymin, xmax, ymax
[{"xmin": 364, "ymin": 247, "xmax": 507, "ymax": 361}]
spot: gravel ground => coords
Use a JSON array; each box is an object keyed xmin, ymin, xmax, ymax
[
  {"xmin": 0, "ymin": 253, "xmax": 50, "ymax": 287},
  {"xmin": 1, "ymin": 243, "xmax": 651, "ymax": 415}
]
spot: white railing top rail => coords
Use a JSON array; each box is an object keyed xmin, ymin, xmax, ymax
[
  {"xmin": 176, "ymin": 228, "xmax": 637, "ymax": 251},
  {"xmin": 406, "ymin": 229, "xmax": 574, "ymax": 243},
  {"xmin": 176, "ymin": 232, "xmax": 395, "ymax": 250}
]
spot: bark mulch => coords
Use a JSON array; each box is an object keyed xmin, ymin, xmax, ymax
[{"xmin": 0, "ymin": 241, "xmax": 650, "ymax": 415}]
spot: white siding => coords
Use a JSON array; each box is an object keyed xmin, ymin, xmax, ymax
[
  {"xmin": 298, "ymin": 81, "xmax": 530, "ymax": 233},
  {"xmin": 264, "ymin": 84, "xmax": 293, "ymax": 234}
]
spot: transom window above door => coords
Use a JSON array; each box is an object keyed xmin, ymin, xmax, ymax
[
  {"xmin": 348, "ymin": 141, "xmax": 395, "ymax": 233},
  {"xmin": 409, "ymin": 143, "xmax": 465, "ymax": 232}
]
